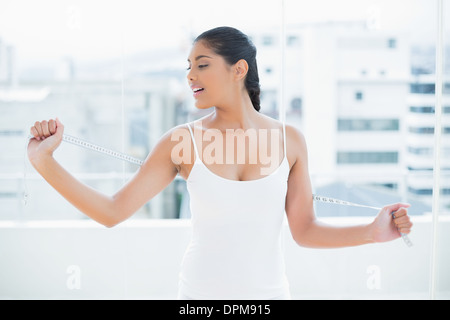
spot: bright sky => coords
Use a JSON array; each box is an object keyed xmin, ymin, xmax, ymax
[{"xmin": 0, "ymin": 0, "xmax": 440, "ymax": 64}]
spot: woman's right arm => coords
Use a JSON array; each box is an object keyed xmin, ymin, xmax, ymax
[{"xmin": 28, "ymin": 118, "xmax": 181, "ymax": 227}]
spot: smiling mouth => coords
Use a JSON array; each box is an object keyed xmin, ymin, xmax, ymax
[{"xmin": 192, "ymin": 88, "xmax": 204, "ymax": 97}]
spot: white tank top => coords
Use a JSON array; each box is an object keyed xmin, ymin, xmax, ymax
[{"xmin": 179, "ymin": 121, "xmax": 290, "ymax": 299}]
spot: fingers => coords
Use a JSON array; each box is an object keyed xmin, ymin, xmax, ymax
[
  {"xmin": 30, "ymin": 126, "xmax": 40, "ymax": 140},
  {"xmin": 30, "ymin": 119, "xmax": 59, "ymax": 140},
  {"xmin": 392, "ymin": 207, "xmax": 407, "ymax": 219},
  {"xmin": 41, "ymin": 120, "xmax": 50, "ymax": 137},
  {"xmin": 55, "ymin": 117, "xmax": 64, "ymax": 136},
  {"xmin": 392, "ymin": 207, "xmax": 413, "ymax": 234},
  {"xmin": 383, "ymin": 203, "xmax": 411, "ymax": 213},
  {"xmin": 49, "ymin": 119, "xmax": 57, "ymax": 135}
]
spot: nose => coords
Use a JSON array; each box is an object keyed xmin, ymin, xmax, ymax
[{"xmin": 186, "ymin": 68, "xmax": 196, "ymax": 82}]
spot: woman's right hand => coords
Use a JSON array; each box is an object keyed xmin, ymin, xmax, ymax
[{"xmin": 28, "ymin": 118, "xmax": 64, "ymax": 164}]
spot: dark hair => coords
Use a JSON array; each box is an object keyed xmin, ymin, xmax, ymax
[{"xmin": 194, "ymin": 26, "xmax": 261, "ymax": 112}]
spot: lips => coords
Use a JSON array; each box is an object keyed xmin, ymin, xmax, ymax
[{"xmin": 191, "ymin": 86, "xmax": 204, "ymax": 98}]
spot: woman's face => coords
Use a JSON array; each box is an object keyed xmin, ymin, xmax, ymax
[{"xmin": 186, "ymin": 40, "xmax": 234, "ymax": 109}]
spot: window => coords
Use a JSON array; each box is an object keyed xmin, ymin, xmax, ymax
[
  {"xmin": 337, "ymin": 151, "xmax": 399, "ymax": 164},
  {"xmin": 410, "ymin": 106, "xmax": 434, "ymax": 113},
  {"xmin": 408, "ymin": 146, "xmax": 433, "ymax": 156},
  {"xmin": 355, "ymin": 91, "xmax": 363, "ymax": 100},
  {"xmin": 0, "ymin": 130, "xmax": 24, "ymax": 136},
  {"xmin": 408, "ymin": 187, "xmax": 433, "ymax": 195},
  {"xmin": 1, "ymin": 0, "xmax": 448, "ymax": 300},
  {"xmin": 409, "ymin": 127, "xmax": 435, "ymax": 134},
  {"xmin": 0, "ymin": 2, "xmax": 444, "ymax": 219},
  {"xmin": 410, "ymin": 83, "xmax": 435, "ymax": 94},
  {"xmin": 338, "ymin": 119, "xmax": 399, "ymax": 131},
  {"xmin": 290, "ymin": 97, "xmax": 302, "ymax": 113},
  {"xmin": 410, "ymin": 83, "xmax": 450, "ymax": 94},
  {"xmin": 408, "ymin": 167, "xmax": 433, "ymax": 171},
  {"xmin": 262, "ymin": 35, "xmax": 274, "ymax": 46},
  {"xmin": 409, "ymin": 126, "xmax": 450, "ymax": 134},
  {"xmin": 287, "ymin": 35, "xmax": 301, "ymax": 47},
  {"xmin": 409, "ymin": 106, "xmax": 450, "ymax": 113},
  {"xmin": 387, "ymin": 38, "xmax": 397, "ymax": 48}
]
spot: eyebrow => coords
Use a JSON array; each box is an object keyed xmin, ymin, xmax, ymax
[{"xmin": 187, "ymin": 55, "xmax": 213, "ymax": 62}]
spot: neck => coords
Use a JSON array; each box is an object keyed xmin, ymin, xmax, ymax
[{"xmin": 211, "ymin": 92, "xmax": 258, "ymax": 130}]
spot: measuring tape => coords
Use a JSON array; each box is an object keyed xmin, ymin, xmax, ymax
[
  {"xmin": 27, "ymin": 133, "xmax": 413, "ymax": 247},
  {"xmin": 312, "ymin": 195, "xmax": 413, "ymax": 247},
  {"xmin": 62, "ymin": 134, "xmax": 144, "ymax": 166}
]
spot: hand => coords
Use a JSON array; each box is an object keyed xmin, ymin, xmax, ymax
[
  {"xmin": 28, "ymin": 118, "xmax": 64, "ymax": 164},
  {"xmin": 370, "ymin": 203, "xmax": 413, "ymax": 243}
]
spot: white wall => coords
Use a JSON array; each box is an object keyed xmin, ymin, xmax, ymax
[{"xmin": 0, "ymin": 216, "xmax": 448, "ymax": 299}]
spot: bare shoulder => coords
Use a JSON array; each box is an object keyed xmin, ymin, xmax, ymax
[
  {"xmin": 155, "ymin": 123, "xmax": 188, "ymax": 148},
  {"xmin": 168, "ymin": 122, "xmax": 192, "ymax": 138},
  {"xmin": 258, "ymin": 114, "xmax": 307, "ymax": 169},
  {"xmin": 284, "ymin": 123, "xmax": 308, "ymax": 169},
  {"xmin": 145, "ymin": 123, "xmax": 192, "ymax": 170},
  {"xmin": 285, "ymin": 124, "xmax": 307, "ymax": 149},
  {"xmin": 167, "ymin": 122, "xmax": 196, "ymax": 150}
]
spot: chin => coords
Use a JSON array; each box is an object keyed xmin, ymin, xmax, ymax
[{"xmin": 194, "ymin": 101, "xmax": 215, "ymax": 110}]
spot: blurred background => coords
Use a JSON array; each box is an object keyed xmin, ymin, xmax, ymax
[{"xmin": 0, "ymin": 0, "xmax": 448, "ymax": 299}]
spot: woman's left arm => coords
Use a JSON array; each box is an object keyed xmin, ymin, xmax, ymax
[{"xmin": 284, "ymin": 125, "xmax": 413, "ymax": 248}]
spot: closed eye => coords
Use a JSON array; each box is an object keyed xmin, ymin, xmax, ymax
[{"xmin": 186, "ymin": 64, "xmax": 208, "ymax": 71}]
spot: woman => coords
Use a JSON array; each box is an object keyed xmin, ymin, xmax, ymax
[{"xmin": 27, "ymin": 26, "xmax": 412, "ymax": 300}]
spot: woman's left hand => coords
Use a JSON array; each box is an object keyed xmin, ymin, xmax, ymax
[{"xmin": 370, "ymin": 203, "xmax": 413, "ymax": 243}]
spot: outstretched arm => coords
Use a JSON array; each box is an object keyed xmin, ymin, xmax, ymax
[
  {"xmin": 284, "ymin": 125, "xmax": 412, "ymax": 248},
  {"xmin": 28, "ymin": 118, "xmax": 180, "ymax": 227}
]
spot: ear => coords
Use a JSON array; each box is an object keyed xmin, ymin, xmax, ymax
[{"xmin": 233, "ymin": 59, "xmax": 249, "ymax": 81}]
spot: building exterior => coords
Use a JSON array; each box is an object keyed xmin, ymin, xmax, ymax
[
  {"xmin": 406, "ymin": 73, "xmax": 450, "ymax": 209},
  {"xmin": 248, "ymin": 22, "xmax": 447, "ymax": 213}
]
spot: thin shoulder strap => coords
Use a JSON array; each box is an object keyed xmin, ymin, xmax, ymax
[
  {"xmin": 282, "ymin": 121, "xmax": 287, "ymax": 160},
  {"xmin": 187, "ymin": 123, "xmax": 199, "ymax": 159}
]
